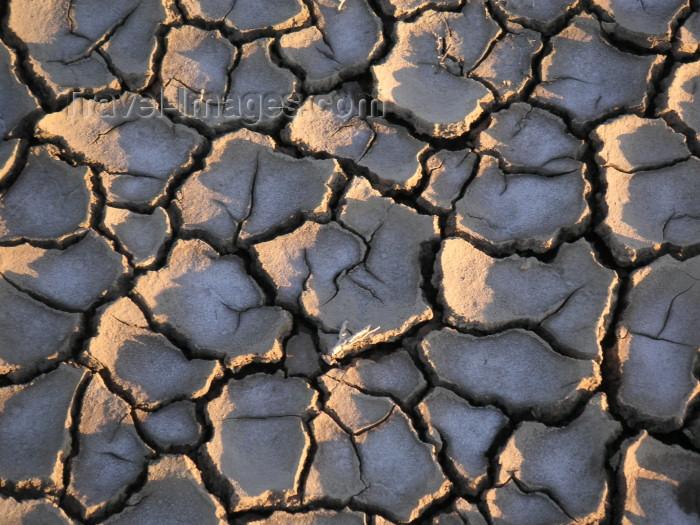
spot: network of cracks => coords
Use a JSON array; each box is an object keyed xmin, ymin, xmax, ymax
[{"xmin": 0, "ymin": 0, "xmax": 700, "ymax": 523}]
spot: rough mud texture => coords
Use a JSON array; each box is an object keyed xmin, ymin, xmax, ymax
[
  {"xmin": 618, "ymin": 432, "xmax": 700, "ymax": 524},
  {"xmin": 435, "ymin": 237, "xmax": 618, "ymax": 360},
  {"xmin": 372, "ymin": 2, "xmax": 499, "ymax": 138},
  {"xmin": 162, "ymin": 28, "xmax": 299, "ymax": 132},
  {"xmin": 175, "ymin": 129, "xmax": 344, "ymax": 247},
  {"xmin": 253, "ymin": 176, "xmax": 439, "ymax": 360},
  {"xmin": 491, "ymin": 394, "xmax": 622, "ymax": 523},
  {"xmin": 180, "ymin": 0, "xmax": 309, "ymax": 38},
  {"xmin": 591, "ymin": 114, "xmax": 700, "ymax": 265},
  {"xmin": 279, "ymin": 0, "xmax": 383, "ymax": 92},
  {"xmin": 133, "ymin": 238, "xmax": 292, "ymax": 367},
  {"xmin": 592, "ymin": 0, "xmax": 690, "ymax": 50},
  {"xmin": 532, "ymin": 14, "xmax": 663, "ymax": 133},
  {"xmin": 65, "ymin": 374, "xmax": 152, "ymax": 520},
  {"xmin": 285, "ymin": 87, "xmax": 428, "ymax": 191},
  {"xmin": 1, "ymin": 0, "xmax": 699, "ymax": 523},
  {"xmin": 614, "ymin": 255, "xmax": 700, "ymax": 432}
]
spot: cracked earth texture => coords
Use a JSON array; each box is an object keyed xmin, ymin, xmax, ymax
[{"xmin": 0, "ymin": 0, "xmax": 699, "ymax": 523}]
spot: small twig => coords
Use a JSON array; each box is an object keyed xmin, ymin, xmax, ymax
[{"xmin": 324, "ymin": 321, "xmax": 380, "ymax": 363}]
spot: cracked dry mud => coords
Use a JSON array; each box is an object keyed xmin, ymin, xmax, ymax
[{"xmin": 0, "ymin": 0, "xmax": 699, "ymax": 523}]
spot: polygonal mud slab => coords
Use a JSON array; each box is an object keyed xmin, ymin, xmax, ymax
[
  {"xmin": 207, "ymin": 409, "xmax": 311, "ymax": 511},
  {"xmin": 419, "ymin": 328, "xmax": 600, "ymax": 420},
  {"xmin": 0, "ymin": 364, "xmax": 85, "ymax": 493},
  {"xmin": 66, "ymin": 375, "xmax": 152, "ymax": 520},
  {"xmin": 0, "ymin": 495, "xmax": 75, "ymax": 525},
  {"xmin": 136, "ymin": 400, "xmax": 203, "ymax": 451},
  {"xmin": 592, "ymin": 115, "xmax": 699, "ymax": 264},
  {"xmin": 592, "ymin": 0, "xmax": 690, "ymax": 50},
  {"xmin": 0, "ymin": 277, "xmax": 82, "ymax": 381},
  {"xmin": 0, "ymin": 231, "xmax": 129, "ymax": 311},
  {"xmin": 352, "ymin": 408, "xmax": 451, "ymax": 522},
  {"xmin": 490, "ymin": 0, "xmax": 578, "ymax": 33},
  {"xmin": 531, "ymin": 14, "xmax": 662, "ymax": 132},
  {"xmin": 617, "ymin": 332, "xmax": 700, "ymax": 433},
  {"xmin": 434, "ymin": 237, "xmax": 619, "ymax": 360},
  {"xmin": 203, "ymin": 373, "xmax": 318, "ymax": 511},
  {"xmin": 253, "ymin": 177, "xmax": 438, "ymax": 360},
  {"xmin": 0, "ymin": 41, "xmax": 39, "ymax": 138},
  {"xmin": 5, "ymin": 0, "xmax": 175, "ymax": 98},
  {"xmin": 317, "ymin": 376, "xmax": 451, "ymax": 522},
  {"xmin": 304, "ymin": 412, "xmax": 365, "ymax": 506},
  {"xmin": 658, "ymin": 60, "xmax": 700, "ymax": 150},
  {"xmin": 418, "ymin": 387, "xmax": 508, "ymax": 494},
  {"xmin": 320, "ymin": 375, "xmax": 395, "ymax": 435},
  {"xmin": 278, "ymin": 0, "xmax": 383, "ymax": 92},
  {"xmin": 179, "ymin": 0, "xmax": 309, "ymax": 38},
  {"xmin": 598, "ymin": 159, "xmax": 700, "ymax": 265},
  {"xmin": 492, "ymin": 394, "xmax": 622, "ymax": 523},
  {"xmin": 476, "ymin": 103, "xmax": 586, "ymax": 175},
  {"xmin": 5, "ymin": 0, "xmax": 118, "ymax": 99},
  {"xmin": 284, "ymin": 90, "xmax": 428, "ymax": 191},
  {"xmin": 284, "ymin": 330, "xmax": 323, "ymax": 378},
  {"xmin": 451, "ymin": 155, "xmax": 590, "ymax": 252},
  {"xmin": 615, "ymin": 255, "xmax": 700, "ymax": 431},
  {"xmin": 591, "ymin": 114, "xmax": 691, "ymax": 173},
  {"xmin": 208, "ymin": 372, "xmax": 319, "ymax": 421},
  {"xmin": 417, "ymin": 149, "xmax": 477, "ymax": 214},
  {"xmin": 104, "ymin": 455, "xmax": 227, "ymax": 525},
  {"xmin": 457, "ymin": 106, "xmax": 592, "ymax": 249},
  {"xmin": 103, "ymin": 207, "xmax": 171, "ymax": 268},
  {"xmin": 101, "ymin": 0, "xmax": 179, "ymax": 90},
  {"xmin": 86, "ymin": 297, "xmax": 222, "ymax": 408},
  {"xmin": 134, "ymin": 238, "xmax": 292, "ymax": 367},
  {"xmin": 372, "ymin": 1, "xmax": 499, "ymax": 137},
  {"xmin": 324, "ymin": 349, "xmax": 427, "ymax": 405},
  {"xmin": 161, "ymin": 28, "xmax": 299, "ymax": 131},
  {"xmin": 166, "ymin": 14, "xmax": 244, "ymax": 115},
  {"xmin": 0, "ymin": 145, "xmax": 95, "ymax": 245},
  {"xmin": 0, "ymin": 145, "xmax": 93, "ymax": 243},
  {"xmin": 175, "ymin": 129, "xmax": 344, "ymax": 248},
  {"xmin": 100, "ymin": 173, "xmax": 169, "ymax": 210},
  {"xmin": 254, "ymin": 220, "xmax": 364, "ymax": 330},
  {"xmin": 36, "ymin": 94, "xmax": 204, "ymax": 207},
  {"xmin": 618, "ymin": 432, "xmax": 700, "ymax": 524},
  {"xmin": 224, "ymin": 37, "xmax": 298, "ymax": 130},
  {"xmin": 471, "ymin": 26, "xmax": 543, "ymax": 103}
]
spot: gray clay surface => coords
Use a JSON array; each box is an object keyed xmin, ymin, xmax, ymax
[{"xmin": 0, "ymin": 1, "xmax": 698, "ymax": 523}]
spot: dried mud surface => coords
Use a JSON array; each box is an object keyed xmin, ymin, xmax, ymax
[{"xmin": 0, "ymin": 0, "xmax": 699, "ymax": 523}]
